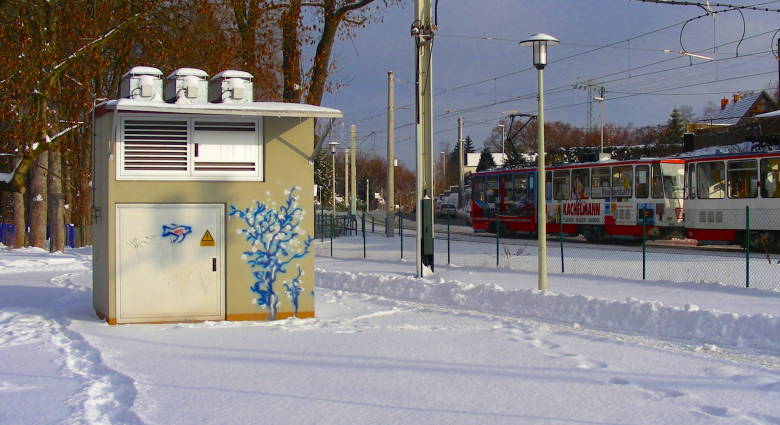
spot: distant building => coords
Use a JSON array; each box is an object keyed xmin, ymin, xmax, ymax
[
  {"xmin": 703, "ymin": 92, "xmax": 776, "ymax": 126},
  {"xmin": 686, "ymin": 91, "xmax": 779, "ymax": 151},
  {"xmin": 465, "ymin": 152, "xmax": 506, "ymax": 174}
]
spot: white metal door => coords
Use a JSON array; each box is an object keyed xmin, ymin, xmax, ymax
[{"xmin": 116, "ymin": 204, "xmax": 224, "ymax": 322}]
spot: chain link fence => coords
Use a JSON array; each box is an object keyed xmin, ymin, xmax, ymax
[{"xmin": 316, "ymin": 208, "xmax": 780, "ymax": 292}]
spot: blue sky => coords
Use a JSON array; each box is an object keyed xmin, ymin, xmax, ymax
[{"xmin": 321, "ymin": 0, "xmax": 780, "ymax": 166}]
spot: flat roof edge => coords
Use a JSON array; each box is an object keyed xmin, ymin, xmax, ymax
[{"xmin": 99, "ymin": 100, "xmax": 343, "ymax": 119}]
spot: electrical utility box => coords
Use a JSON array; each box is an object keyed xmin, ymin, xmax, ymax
[{"xmin": 92, "ymin": 66, "xmax": 342, "ymax": 324}]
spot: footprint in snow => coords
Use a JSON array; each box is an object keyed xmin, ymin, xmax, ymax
[{"xmin": 700, "ymin": 405, "xmax": 741, "ymax": 418}]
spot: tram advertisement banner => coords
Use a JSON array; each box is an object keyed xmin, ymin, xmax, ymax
[{"xmin": 549, "ymin": 201, "xmax": 604, "ymax": 225}]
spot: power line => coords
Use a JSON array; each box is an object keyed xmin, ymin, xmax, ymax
[
  {"xmin": 350, "ymin": 5, "xmax": 772, "ymax": 126},
  {"xmin": 629, "ymin": 0, "xmax": 780, "ymax": 12}
]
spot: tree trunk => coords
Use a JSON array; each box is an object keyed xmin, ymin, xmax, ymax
[
  {"xmin": 78, "ymin": 133, "xmax": 92, "ymax": 247},
  {"xmin": 29, "ymin": 151, "xmax": 48, "ymax": 248},
  {"xmin": 48, "ymin": 144, "xmax": 65, "ymax": 252},
  {"xmin": 305, "ymin": 12, "xmax": 340, "ymax": 106},
  {"xmin": 11, "ymin": 192, "xmax": 25, "ymax": 249},
  {"xmin": 62, "ymin": 147, "xmax": 72, "ymax": 226},
  {"xmin": 281, "ymin": 0, "xmax": 302, "ymax": 103}
]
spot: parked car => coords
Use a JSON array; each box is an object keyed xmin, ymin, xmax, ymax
[{"xmin": 438, "ymin": 203, "xmax": 457, "ymax": 217}]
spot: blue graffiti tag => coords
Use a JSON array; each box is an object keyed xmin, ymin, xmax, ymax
[{"xmin": 161, "ymin": 224, "xmax": 193, "ymax": 244}]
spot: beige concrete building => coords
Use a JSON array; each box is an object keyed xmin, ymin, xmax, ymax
[{"xmin": 92, "ymin": 69, "xmax": 341, "ymax": 324}]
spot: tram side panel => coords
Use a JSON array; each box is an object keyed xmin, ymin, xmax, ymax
[
  {"xmin": 470, "ymin": 159, "xmax": 685, "ymax": 241},
  {"xmin": 684, "ymin": 153, "xmax": 780, "ymax": 249}
]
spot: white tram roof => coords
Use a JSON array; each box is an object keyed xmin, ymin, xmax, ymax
[{"xmin": 473, "ymin": 157, "xmax": 683, "ymax": 174}]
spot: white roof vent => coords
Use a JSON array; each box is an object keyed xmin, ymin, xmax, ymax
[
  {"xmin": 120, "ymin": 66, "xmax": 163, "ymax": 101},
  {"xmin": 208, "ymin": 70, "xmax": 253, "ymax": 103},
  {"xmin": 164, "ymin": 68, "xmax": 208, "ymax": 104}
]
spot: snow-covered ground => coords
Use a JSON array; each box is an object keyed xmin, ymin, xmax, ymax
[{"xmin": 1, "ymin": 242, "xmax": 779, "ymax": 424}]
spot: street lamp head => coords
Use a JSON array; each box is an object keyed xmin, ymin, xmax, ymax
[
  {"xmin": 593, "ymin": 96, "xmax": 605, "ymax": 101},
  {"xmin": 519, "ymin": 33, "xmax": 559, "ymax": 69},
  {"xmin": 327, "ymin": 141, "xmax": 339, "ymax": 154}
]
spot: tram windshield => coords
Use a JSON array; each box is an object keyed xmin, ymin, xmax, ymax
[{"xmin": 661, "ymin": 163, "xmax": 684, "ymax": 199}]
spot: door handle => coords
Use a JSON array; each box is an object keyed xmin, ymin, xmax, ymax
[{"xmin": 212, "ymin": 257, "xmax": 216, "ymax": 272}]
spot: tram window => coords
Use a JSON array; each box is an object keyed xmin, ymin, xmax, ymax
[
  {"xmin": 486, "ymin": 176, "xmax": 498, "ymax": 204},
  {"xmin": 726, "ymin": 160, "xmax": 757, "ymax": 199},
  {"xmin": 611, "ymin": 165, "xmax": 632, "ymax": 198},
  {"xmin": 661, "ymin": 163, "xmax": 685, "ymax": 199},
  {"xmin": 546, "ymin": 171, "xmax": 552, "ymax": 201},
  {"xmin": 760, "ymin": 158, "xmax": 780, "ymax": 198},
  {"xmin": 591, "ymin": 167, "xmax": 610, "ymax": 198},
  {"xmin": 696, "ymin": 162, "xmax": 725, "ymax": 199},
  {"xmin": 571, "ymin": 169, "xmax": 589, "ymax": 200},
  {"xmin": 511, "ymin": 174, "xmax": 529, "ymax": 203},
  {"xmin": 635, "ymin": 165, "xmax": 649, "ymax": 198},
  {"xmin": 499, "ymin": 174, "xmax": 510, "ymax": 202},
  {"xmin": 687, "ymin": 163, "xmax": 696, "ymax": 199},
  {"xmin": 553, "ymin": 170, "xmax": 570, "ymax": 200},
  {"xmin": 472, "ymin": 176, "xmax": 484, "ymax": 202},
  {"xmin": 651, "ymin": 164, "xmax": 663, "ymax": 198}
]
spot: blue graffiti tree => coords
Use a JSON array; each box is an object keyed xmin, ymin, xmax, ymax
[{"xmin": 229, "ymin": 187, "xmax": 313, "ymax": 319}]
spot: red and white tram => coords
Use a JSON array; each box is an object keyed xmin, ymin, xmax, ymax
[
  {"xmin": 470, "ymin": 158, "xmax": 686, "ymax": 241},
  {"xmin": 683, "ymin": 151, "xmax": 780, "ymax": 249}
]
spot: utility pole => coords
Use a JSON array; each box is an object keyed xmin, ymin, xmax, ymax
[
  {"xmin": 386, "ymin": 71, "xmax": 396, "ymax": 237},
  {"xmin": 412, "ymin": 0, "xmax": 435, "ymax": 277},
  {"xmin": 344, "ymin": 149, "xmax": 349, "ymax": 213},
  {"xmin": 440, "ymin": 151, "xmax": 446, "ymax": 196},
  {"xmin": 366, "ymin": 179, "xmax": 370, "ymax": 211},
  {"xmin": 350, "ymin": 124, "xmax": 357, "ymax": 216},
  {"xmin": 574, "ymin": 79, "xmax": 601, "ymax": 138},
  {"xmin": 458, "ymin": 117, "xmax": 464, "ymax": 209}
]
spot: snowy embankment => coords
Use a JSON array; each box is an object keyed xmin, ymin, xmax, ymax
[{"xmin": 317, "ymin": 268, "xmax": 780, "ymax": 353}]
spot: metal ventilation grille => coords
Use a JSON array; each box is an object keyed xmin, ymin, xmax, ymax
[{"xmin": 122, "ymin": 120, "xmax": 188, "ymax": 171}]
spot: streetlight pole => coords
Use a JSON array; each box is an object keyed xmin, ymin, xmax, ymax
[
  {"xmin": 440, "ymin": 151, "xmax": 446, "ymax": 195},
  {"xmin": 594, "ymin": 87, "xmax": 605, "ymax": 155},
  {"xmin": 386, "ymin": 71, "xmax": 395, "ymax": 237},
  {"xmin": 328, "ymin": 142, "xmax": 339, "ymax": 256},
  {"xmin": 457, "ymin": 117, "xmax": 464, "ymax": 209},
  {"xmin": 497, "ymin": 124, "xmax": 505, "ymax": 155},
  {"xmin": 521, "ymin": 32, "xmax": 559, "ymax": 293},
  {"xmin": 350, "ymin": 124, "xmax": 357, "ymax": 216}
]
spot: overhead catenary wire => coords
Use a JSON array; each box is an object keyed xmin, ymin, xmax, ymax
[
  {"xmin": 629, "ymin": 0, "xmax": 780, "ymax": 12},
  {"xmin": 351, "ymin": 8, "xmax": 775, "ymax": 127},
  {"xmin": 348, "ymin": 2, "xmax": 779, "ymax": 156}
]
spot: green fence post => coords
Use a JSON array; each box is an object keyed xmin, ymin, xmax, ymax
[
  {"xmin": 362, "ymin": 211, "xmax": 366, "ymax": 258},
  {"xmin": 559, "ymin": 204, "xmax": 565, "ymax": 274},
  {"xmin": 746, "ymin": 205, "xmax": 750, "ymax": 288},
  {"xmin": 447, "ymin": 212, "xmax": 451, "ymax": 265},
  {"xmin": 642, "ymin": 206, "xmax": 646, "ymax": 280}
]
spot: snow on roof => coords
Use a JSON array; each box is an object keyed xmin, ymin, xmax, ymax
[
  {"xmin": 166, "ymin": 68, "xmax": 208, "ymax": 79},
  {"xmin": 755, "ymin": 109, "xmax": 780, "ymax": 119},
  {"xmin": 210, "ymin": 70, "xmax": 253, "ymax": 80},
  {"xmin": 121, "ymin": 66, "xmax": 163, "ymax": 78},
  {"xmin": 100, "ymin": 98, "xmax": 343, "ymax": 118},
  {"xmin": 707, "ymin": 93, "xmax": 761, "ymax": 125}
]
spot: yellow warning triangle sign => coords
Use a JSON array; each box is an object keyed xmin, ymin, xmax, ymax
[{"xmin": 200, "ymin": 230, "xmax": 215, "ymax": 246}]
